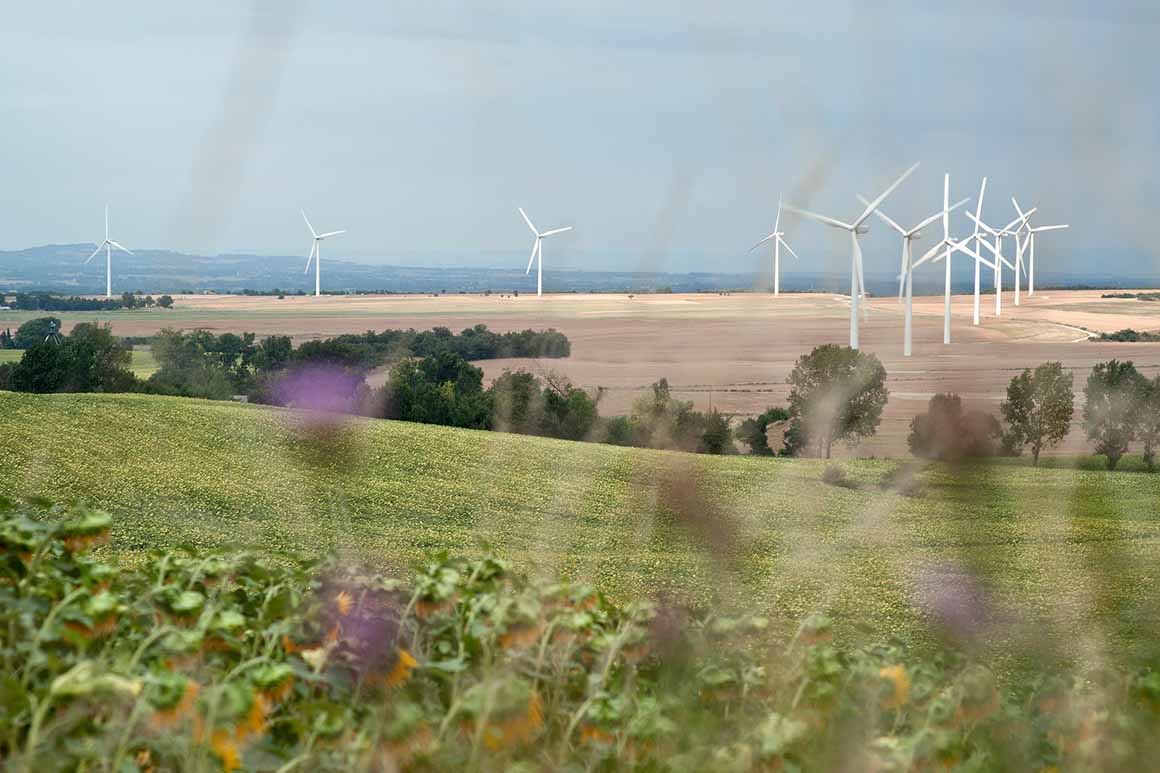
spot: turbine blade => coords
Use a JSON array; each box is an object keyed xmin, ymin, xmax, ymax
[
  {"xmin": 104, "ymin": 204, "xmax": 109, "ymax": 241},
  {"xmin": 84, "ymin": 242, "xmax": 105, "ymax": 264},
  {"xmin": 304, "ymin": 242, "xmax": 316, "ymax": 273},
  {"xmin": 1001, "ymin": 207, "xmax": 1037, "ymax": 233},
  {"xmin": 301, "ymin": 210, "xmax": 317, "ymax": 238},
  {"xmin": 964, "ymin": 211, "xmax": 999, "ymax": 236},
  {"xmin": 517, "ymin": 207, "xmax": 538, "ymax": 235},
  {"xmin": 749, "ymin": 233, "xmax": 776, "ymax": 253},
  {"xmin": 540, "ymin": 226, "xmax": 573, "ymax": 237},
  {"xmin": 317, "ymin": 229, "xmax": 346, "ymax": 239},
  {"xmin": 774, "ymin": 195, "xmax": 782, "ymax": 234},
  {"xmin": 779, "ymin": 238, "xmax": 800, "ymax": 261},
  {"xmin": 525, "ymin": 238, "xmax": 539, "ymax": 274},
  {"xmin": 856, "ymin": 194, "xmax": 907, "ymax": 235},
  {"xmin": 109, "ymin": 240, "xmax": 134, "ymax": 255},
  {"xmin": 913, "ymin": 198, "xmax": 970, "ymax": 235},
  {"xmin": 853, "ymin": 162, "xmax": 920, "ymax": 229},
  {"xmin": 781, "ymin": 203, "xmax": 853, "ymax": 231},
  {"xmin": 913, "ymin": 240, "xmax": 946, "ymax": 269},
  {"xmin": 1032, "ymin": 224, "xmax": 1069, "ymax": 232}
]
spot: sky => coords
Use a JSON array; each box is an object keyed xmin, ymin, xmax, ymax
[{"xmin": 2, "ymin": 1, "xmax": 1158, "ymax": 279}]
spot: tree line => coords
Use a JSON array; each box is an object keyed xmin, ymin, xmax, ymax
[{"xmin": 0, "ymin": 292, "xmax": 173, "ymax": 313}]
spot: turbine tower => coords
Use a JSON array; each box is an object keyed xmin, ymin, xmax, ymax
[
  {"xmin": 783, "ymin": 162, "xmax": 919, "ymax": 350},
  {"xmin": 857, "ymin": 185, "xmax": 968, "ymax": 356},
  {"xmin": 518, "ymin": 208, "xmax": 572, "ymax": 298},
  {"xmin": 1012, "ymin": 198, "xmax": 1069, "ymax": 297},
  {"xmin": 301, "ymin": 211, "xmax": 346, "ymax": 297},
  {"xmin": 965, "ymin": 208, "xmax": 1034, "ymax": 317},
  {"xmin": 968, "ymin": 178, "xmax": 989, "ymax": 325},
  {"xmin": 749, "ymin": 196, "xmax": 800, "ymax": 296},
  {"xmin": 84, "ymin": 205, "xmax": 133, "ymax": 299}
]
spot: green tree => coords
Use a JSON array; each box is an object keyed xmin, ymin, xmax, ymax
[
  {"xmin": 382, "ymin": 351, "xmax": 491, "ymax": 429},
  {"xmin": 1137, "ymin": 375, "xmax": 1160, "ymax": 472},
  {"xmin": 736, "ymin": 407, "xmax": 790, "ymax": 456},
  {"xmin": 540, "ymin": 373, "xmax": 598, "ymax": 441},
  {"xmin": 628, "ymin": 378, "xmax": 705, "ymax": 451},
  {"xmin": 253, "ymin": 335, "xmax": 294, "ymax": 373},
  {"xmin": 9, "ymin": 323, "xmax": 136, "ymax": 393},
  {"xmin": 785, "ymin": 345, "xmax": 889, "ymax": 459},
  {"xmin": 1000, "ymin": 362, "xmax": 1075, "ymax": 465},
  {"xmin": 157, "ymin": 295, "xmax": 174, "ymax": 308},
  {"xmin": 13, "ymin": 317, "xmax": 62, "ymax": 348},
  {"xmin": 697, "ymin": 410, "xmax": 735, "ymax": 455},
  {"xmin": 489, "ymin": 370, "xmax": 545, "ymax": 434},
  {"xmin": 1082, "ymin": 360, "xmax": 1144, "ymax": 470}
]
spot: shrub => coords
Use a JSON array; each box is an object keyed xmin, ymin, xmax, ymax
[
  {"xmin": 821, "ymin": 463, "xmax": 857, "ymax": 488},
  {"xmin": 908, "ymin": 394, "xmax": 1001, "ymax": 460},
  {"xmin": 736, "ymin": 407, "xmax": 790, "ymax": 456}
]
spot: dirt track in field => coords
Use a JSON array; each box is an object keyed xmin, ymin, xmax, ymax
[{"xmin": 50, "ymin": 289, "xmax": 1160, "ymax": 457}]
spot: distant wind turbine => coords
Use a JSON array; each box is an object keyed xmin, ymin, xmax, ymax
[
  {"xmin": 84, "ymin": 205, "xmax": 133, "ymax": 299},
  {"xmin": 783, "ymin": 162, "xmax": 920, "ymax": 350},
  {"xmin": 967, "ymin": 178, "xmax": 989, "ymax": 325},
  {"xmin": 749, "ymin": 195, "xmax": 800, "ymax": 296},
  {"xmin": 301, "ymin": 211, "xmax": 346, "ymax": 297},
  {"xmin": 518, "ymin": 207, "xmax": 572, "ymax": 298},
  {"xmin": 858, "ymin": 180, "xmax": 969, "ymax": 356},
  {"xmin": 1012, "ymin": 198, "xmax": 1069, "ymax": 298},
  {"xmin": 965, "ymin": 207, "xmax": 1035, "ymax": 317}
]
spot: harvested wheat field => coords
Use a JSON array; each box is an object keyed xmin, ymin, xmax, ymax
[{"xmin": 16, "ymin": 289, "xmax": 1160, "ymax": 457}]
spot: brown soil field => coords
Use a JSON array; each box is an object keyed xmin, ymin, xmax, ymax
[{"xmin": 46, "ymin": 289, "xmax": 1160, "ymax": 458}]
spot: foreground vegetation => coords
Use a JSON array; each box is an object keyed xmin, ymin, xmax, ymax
[
  {"xmin": 4, "ymin": 392, "xmax": 1160, "ymax": 677},
  {"xmin": 4, "ymin": 502, "xmax": 1160, "ymax": 771}
]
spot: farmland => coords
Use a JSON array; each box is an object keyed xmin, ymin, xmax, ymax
[
  {"xmin": 3, "ymin": 391, "xmax": 1160, "ymax": 674},
  {"xmin": 5, "ymin": 289, "xmax": 1159, "ymax": 457}
]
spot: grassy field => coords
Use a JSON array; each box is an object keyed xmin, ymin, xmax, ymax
[
  {"xmin": 2, "ymin": 391, "xmax": 1160, "ymax": 674},
  {"xmin": 0, "ymin": 348, "xmax": 157, "ymax": 376}
]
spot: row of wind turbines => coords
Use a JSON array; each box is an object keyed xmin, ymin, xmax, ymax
[
  {"xmin": 82, "ymin": 169, "xmax": 1064, "ymax": 352},
  {"xmin": 749, "ymin": 163, "xmax": 1069, "ymax": 356}
]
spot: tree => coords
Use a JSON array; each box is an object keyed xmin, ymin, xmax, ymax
[
  {"xmin": 697, "ymin": 410, "xmax": 735, "ymax": 455},
  {"xmin": 1083, "ymin": 359, "xmax": 1144, "ymax": 470},
  {"xmin": 13, "ymin": 317, "xmax": 62, "ymax": 348},
  {"xmin": 382, "ymin": 351, "xmax": 491, "ymax": 430},
  {"xmin": 158, "ymin": 295, "xmax": 174, "ymax": 308},
  {"xmin": 8, "ymin": 323, "xmax": 137, "ymax": 394},
  {"xmin": 628, "ymin": 378, "xmax": 705, "ymax": 451},
  {"xmin": 489, "ymin": 370, "xmax": 544, "ymax": 434},
  {"xmin": 539, "ymin": 373, "xmax": 598, "ymax": 441},
  {"xmin": 784, "ymin": 345, "xmax": 888, "ymax": 458},
  {"xmin": 736, "ymin": 407, "xmax": 790, "ymax": 456},
  {"xmin": 909, "ymin": 393, "xmax": 1002, "ymax": 460},
  {"xmin": 1000, "ymin": 362, "xmax": 1075, "ymax": 465},
  {"xmin": 1137, "ymin": 376, "xmax": 1160, "ymax": 472}
]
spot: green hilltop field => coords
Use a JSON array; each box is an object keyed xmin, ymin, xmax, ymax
[{"xmin": 3, "ymin": 391, "xmax": 1160, "ymax": 670}]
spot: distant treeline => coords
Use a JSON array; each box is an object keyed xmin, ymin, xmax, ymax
[
  {"xmin": 1097, "ymin": 329, "xmax": 1160, "ymax": 342},
  {"xmin": 0, "ymin": 292, "xmax": 173, "ymax": 312},
  {"xmin": 1102, "ymin": 292, "xmax": 1160, "ymax": 302}
]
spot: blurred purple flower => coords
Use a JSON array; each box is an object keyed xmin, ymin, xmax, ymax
[
  {"xmin": 915, "ymin": 563, "xmax": 991, "ymax": 644},
  {"xmin": 273, "ymin": 364, "xmax": 363, "ymax": 415}
]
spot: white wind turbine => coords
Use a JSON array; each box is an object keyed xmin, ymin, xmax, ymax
[
  {"xmin": 84, "ymin": 205, "xmax": 133, "ymax": 299},
  {"xmin": 749, "ymin": 195, "xmax": 800, "ymax": 296},
  {"xmin": 301, "ymin": 210, "xmax": 346, "ymax": 297},
  {"xmin": 904, "ymin": 174, "xmax": 990, "ymax": 347},
  {"xmin": 857, "ymin": 180, "xmax": 969, "ymax": 356},
  {"xmin": 518, "ymin": 207, "xmax": 572, "ymax": 298},
  {"xmin": 967, "ymin": 178, "xmax": 989, "ymax": 325},
  {"xmin": 1011, "ymin": 198, "xmax": 1069, "ymax": 297},
  {"xmin": 965, "ymin": 207, "xmax": 1035, "ymax": 317},
  {"xmin": 783, "ymin": 162, "xmax": 920, "ymax": 350}
]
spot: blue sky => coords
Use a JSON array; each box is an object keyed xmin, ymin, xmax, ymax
[{"xmin": 2, "ymin": 1, "xmax": 1157, "ymax": 278}]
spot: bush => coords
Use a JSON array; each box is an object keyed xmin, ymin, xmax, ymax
[
  {"xmin": 736, "ymin": 407, "xmax": 790, "ymax": 456},
  {"xmin": 821, "ymin": 463, "xmax": 857, "ymax": 488},
  {"xmin": 908, "ymin": 394, "xmax": 1001, "ymax": 460}
]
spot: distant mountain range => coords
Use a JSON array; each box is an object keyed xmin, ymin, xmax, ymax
[{"xmin": 0, "ymin": 244, "xmax": 1154, "ymax": 297}]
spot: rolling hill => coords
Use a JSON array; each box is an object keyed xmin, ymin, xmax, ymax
[{"xmin": 3, "ymin": 391, "xmax": 1160, "ymax": 665}]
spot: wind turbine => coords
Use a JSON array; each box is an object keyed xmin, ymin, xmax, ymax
[
  {"xmin": 749, "ymin": 195, "xmax": 800, "ymax": 296},
  {"xmin": 857, "ymin": 181, "xmax": 969, "ymax": 356},
  {"xmin": 1012, "ymin": 198, "xmax": 1069, "ymax": 297},
  {"xmin": 518, "ymin": 208, "xmax": 572, "ymax": 298},
  {"xmin": 783, "ymin": 162, "xmax": 920, "ymax": 350},
  {"xmin": 84, "ymin": 205, "xmax": 133, "ymax": 299},
  {"xmin": 967, "ymin": 178, "xmax": 989, "ymax": 325},
  {"xmin": 301, "ymin": 211, "xmax": 346, "ymax": 297},
  {"xmin": 965, "ymin": 208, "xmax": 1035, "ymax": 317}
]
